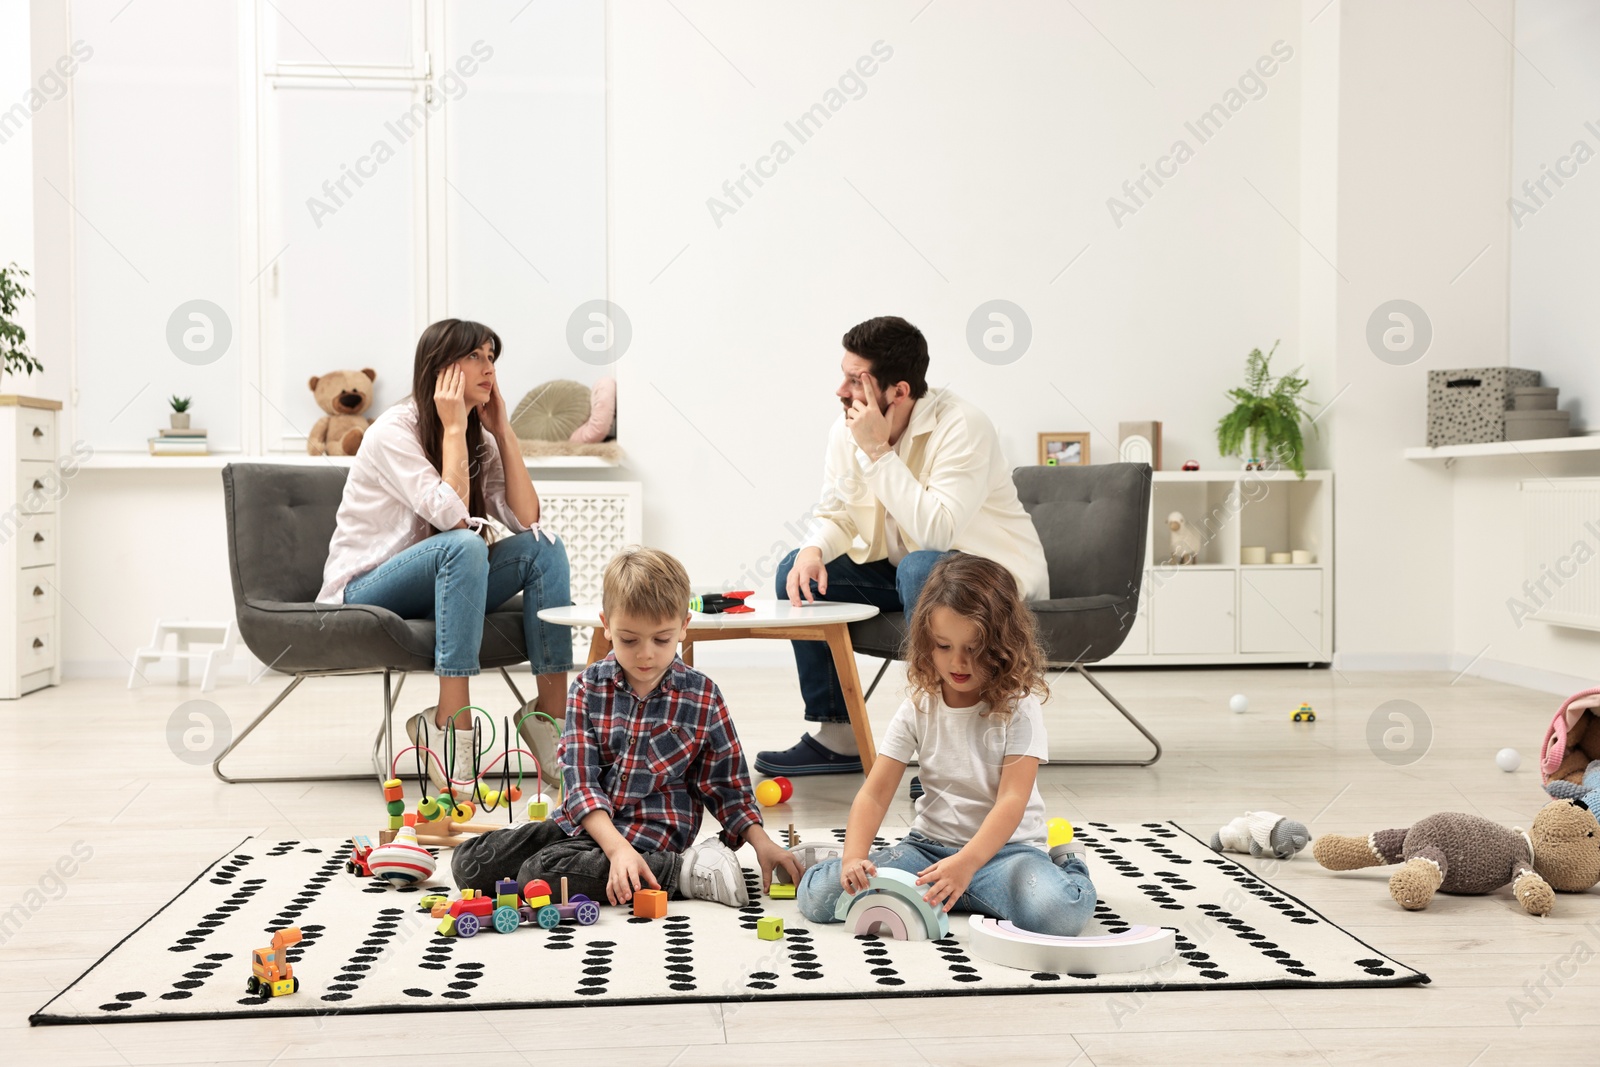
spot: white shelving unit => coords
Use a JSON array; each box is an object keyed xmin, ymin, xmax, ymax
[
  {"xmin": 1104, "ymin": 469, "xmax": 1333, "ymax": 666},
  {"xmin": 1, "ymin": 397, "xmax": 63, "ymax": 698}
]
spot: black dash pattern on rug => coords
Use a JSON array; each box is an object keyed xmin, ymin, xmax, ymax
[{"xmin": 31, "ymin": 822, "xmax": 1429, "ymax": 1025}]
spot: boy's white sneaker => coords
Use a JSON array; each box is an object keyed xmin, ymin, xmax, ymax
[{"xmin": 679, "ymin": 839, "xmax": 750, "ymax": 907}]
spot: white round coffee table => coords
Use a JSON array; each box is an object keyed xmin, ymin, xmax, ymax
[{"xmin": 538, "ymin": 598, "xmax": 883, "ymax": 774}]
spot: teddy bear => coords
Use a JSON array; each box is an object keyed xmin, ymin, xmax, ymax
[
  {"xmin": 1210, "ymin": 811, "xmax": 1310, "ymax": 859},
  {"xmin": 1311, "ymin": 799, "xmax": 1600, "ymax": 915},
  {"xmin": 307, "ymin": 368, "xmax": 376, "ymax": 456}
]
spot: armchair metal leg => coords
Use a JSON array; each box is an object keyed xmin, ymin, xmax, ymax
[
  {"xmin": 212, "ymin": 669, "xmax": 402, "ymax": 785},
  {"xmin": 1050, "ymin": 662, "xmax": 1162, "ymax": 766},
  {"xmin": 498, "ymin": 666, "xmax": 527, "ymax": 709},
  {"xmin": 863, "ymin": 657, "xmax": 893, "ymax": 703}
]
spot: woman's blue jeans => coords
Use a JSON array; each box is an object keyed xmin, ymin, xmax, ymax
[
  {"xmin": 343, "ymin": 528, "xmax": 576, "ymax": 677},
  {"xmin": 795, "ymin": 829, "xmax": 1097, "ymax": 938}
]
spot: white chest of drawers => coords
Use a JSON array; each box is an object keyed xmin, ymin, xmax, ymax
[{"xmin": 1, "ymin": 396, "xmax": 63, "ymax": 698}]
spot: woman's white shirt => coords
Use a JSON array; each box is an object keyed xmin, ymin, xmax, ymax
[{"xmin": 316, "ymin": 399, "xmax": 542, "ymax": 603}]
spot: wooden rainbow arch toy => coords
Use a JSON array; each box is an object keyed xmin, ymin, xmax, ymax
[
  {"xmin": 832, "ymin": 868, "xmax": 950, "ymax": 941},
  {"xmin": 965, "ymin": 915, "xmax": 1176, "ymax": 974}
]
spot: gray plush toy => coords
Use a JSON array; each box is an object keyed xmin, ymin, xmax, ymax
[{"xmin": 1210, "ymin": 811, "xmax": 1311, "ymax": 859}]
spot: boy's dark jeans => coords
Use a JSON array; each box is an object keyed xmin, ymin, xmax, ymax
[{"xmin": 451, "ymin": 820, "xmax": 684, "ymax": 902}]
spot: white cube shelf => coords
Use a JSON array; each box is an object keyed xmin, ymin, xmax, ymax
[{"xmin": 1104, "ymin": 469, "xmax": 1333, "ymax": 666}]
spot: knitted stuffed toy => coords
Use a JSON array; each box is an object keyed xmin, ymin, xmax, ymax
[
  {"xmin": 1544, "ymin": 758, "xmax": 1600, "ymax": 810},
  {"xmin": 1311, "ymin": 799, "xmax": 1600, "ymax": 915},
  {"xmin": 1210, "ymin": 811, "xmax": 1310, "ymax": 859}
]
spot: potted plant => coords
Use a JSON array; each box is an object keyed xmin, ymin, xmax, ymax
[
  {"xmin": 1214, "ymin": 340, "xmax": 1317, "ymax": 478},
  {"xmin": 0, "ymin": 262, "xmax": 40, "ymax": 387},
  {"xmin": 169, "ymin": 395, "xmax": 192, "ymax": 429}
]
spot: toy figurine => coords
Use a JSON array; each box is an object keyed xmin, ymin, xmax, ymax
[
  {"xmin": 1166, "ymin": 512, "xmax": 1201, "ymax": 566},
  {"xmin": 1210, "ymin": 811, "xmax": 1310, "ymax": 859}
]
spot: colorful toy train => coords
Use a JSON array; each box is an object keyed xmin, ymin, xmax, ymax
[{"xmin": 430, "ymin": 875, "xmax": 600, "ymax": 938}]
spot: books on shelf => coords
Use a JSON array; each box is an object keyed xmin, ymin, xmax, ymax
[{"xmin": 150, "ymin": 427, "xmax": 209, "ymax": 455}]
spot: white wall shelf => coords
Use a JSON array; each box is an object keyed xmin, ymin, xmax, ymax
[
  {"xmin": 1404, "ymin": 436, "xmax": 1600, "ymax": 461},
  {"xmin": 75, "ymin": 453, "xmax": 621, "ymax": 471},
  {"xmin": 1105, "ymin": 469, "xmax": 1334, "ymax": 667}
]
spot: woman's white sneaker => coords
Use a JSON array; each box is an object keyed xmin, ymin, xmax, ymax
[
  {"xmin": 404, "ymin": 708, "xmax": 479, "ymax": 792},
  {"xmin": 515, "ymin": 707, "xmax": 563, "ymax": 790}
]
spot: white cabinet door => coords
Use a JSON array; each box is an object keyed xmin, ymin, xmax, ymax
[
  {"xmin": 1151, "ymin": 570, "xmax": 1234, "ymax": 655},
  {"xmin": 1240, "ymin": 570, "xmax": 1324, "ymax": 655},
  {"xmin": 1112, "ymin": 574, "xmax": 1152, "ymax": 656}
]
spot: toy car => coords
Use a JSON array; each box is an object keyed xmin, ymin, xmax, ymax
[
  {"xmin": 1292, "ymin": 702, "xmax": 1316, "ymax": 723},
  {"xmin": 1181, "ymin": 460, "xmax": 1200, "ymax": 471},
  {"xmin": 345, "ymin": 835, "xmax": 375, "ymax": 878},
  {"xmin": 246, "ymin": 927, "xmax": 302, "ymax": 998}
]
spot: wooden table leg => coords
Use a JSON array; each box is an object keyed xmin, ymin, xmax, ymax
[
  {"xmin": 586, "ymin": 628, "xmax": 611, "ymax": 666},
  {"xmin": 823, "ymin": 623, "xmax": 877, "ymax": 777}
]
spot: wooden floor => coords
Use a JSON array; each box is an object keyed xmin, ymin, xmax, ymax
[{"xmin": 6, "ymin": 662, "xmax": 1599, "ymax": 1064}]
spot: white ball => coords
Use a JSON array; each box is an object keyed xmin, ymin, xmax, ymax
[
  {"xmin": 1496, "ymin": 747, "xmax": 1521, "ymax": 773},
  {"xmin": 1229, "ymin": 694, "xmax": 1249, "ymax": 714}
]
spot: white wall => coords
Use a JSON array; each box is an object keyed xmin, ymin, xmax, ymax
[
  {"xmin": 0, "ymin": 0, "xmax": 36, "ymax": 394},
  {"xmin": 41, "ymin": 0, "xmax": 1587, "ymax": 689},
  {"xmin": 1509, "ymin": 0, "xmax": 1600, "ymax": 430},
  {"xmin": 1328, "ymin": 0, "xmax": 1514, "ymax": 665},
  {"xmin": 608, "ymin": 0, "xmax": 1310, "ymax": 639},
  {"xmin": 1425, "ymin": 0, "xmax": 1600, "ymax": 692}
]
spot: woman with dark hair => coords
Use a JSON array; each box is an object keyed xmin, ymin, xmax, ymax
[{"xmin": 317, "ymin": 319, "xmax": 575, "ymax": 786}]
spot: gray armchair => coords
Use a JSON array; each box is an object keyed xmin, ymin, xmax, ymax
[
  {"xmin": 216, "ymin": 463, "xmax": 535, "ymax": 784},
  {"xmin": 847, "ymin": 462, "xmax": 1159, "ymax": 765}
]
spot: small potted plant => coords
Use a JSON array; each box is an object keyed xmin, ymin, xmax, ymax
[
  {"xmin": 1215, "ymin": 340, "xmax": 1317, "ymax": 478},
  {"xmin": 169, "ymin": 395, "xmax": 192, "ymax": 430},
  {"xmin": 0, "ymin": 262, "xmax": 40, "ymax": 387}
]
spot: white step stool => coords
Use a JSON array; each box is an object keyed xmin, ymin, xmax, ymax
[{"xmin": 128, "ymin": 619, "xmax": 237, "ymax": 692}]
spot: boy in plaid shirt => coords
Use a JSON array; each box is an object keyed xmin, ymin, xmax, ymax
[{"xmin": 453, "ymin": 547, "xmax": 800, "ymax": 906}]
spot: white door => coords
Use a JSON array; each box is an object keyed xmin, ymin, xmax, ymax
[
  {"xmin": 1240, "ymin": 570, "xmax": 1324, "ymax": 655},
  {"xmin": 1151, "ymin": 570, "xmax": 1234, "ymax": 655}
]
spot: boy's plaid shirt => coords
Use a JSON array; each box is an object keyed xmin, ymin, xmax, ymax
[{"xmin": 555, "ymin": 654, "xmax": 762, "ymax": 852}]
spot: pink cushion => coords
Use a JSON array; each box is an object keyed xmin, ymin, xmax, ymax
[{"xmin": 569, "ymin": 376, "xmax": 616, "ymax": 443}]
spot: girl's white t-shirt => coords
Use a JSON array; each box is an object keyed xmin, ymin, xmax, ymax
[{"xmin": 877, "ymin": 690, "xmax": 1051, "ymax": 851}]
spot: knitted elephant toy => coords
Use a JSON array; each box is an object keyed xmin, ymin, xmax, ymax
[
  {"xmin": 1311, "ymin": 799, "xmax": 1600, "ymax": 915},
  {"xmin": 1210, "ymin": 811, "xmax": 1311, "ymax": 859}
]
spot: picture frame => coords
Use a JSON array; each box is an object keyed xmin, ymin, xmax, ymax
[
  {"xmin": 1118, "ymin": 420, "xmax": 1162, "ymax": 471},
  {"xmin": 1038, "ymin": 432, "xmax": 1090, "ymax": 467}
]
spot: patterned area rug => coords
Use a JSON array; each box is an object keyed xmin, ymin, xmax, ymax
[{"xmin": 32, "ymin": 822, "xmax": 1426, "ymax": 1025}]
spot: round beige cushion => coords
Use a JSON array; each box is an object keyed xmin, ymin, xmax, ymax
[{"xmin": 510, "ymin": 380, "xmax": 592, "ymax": 441}]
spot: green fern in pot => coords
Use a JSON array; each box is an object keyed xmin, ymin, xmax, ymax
[{"xmin": 1215, "ymin": 340, "xmax": 1316, "ymax": 478}]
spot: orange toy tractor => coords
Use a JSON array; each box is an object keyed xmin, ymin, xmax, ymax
[{"xmin": 246, "ymin": 926, "xmax": 303, "ymax": 999}]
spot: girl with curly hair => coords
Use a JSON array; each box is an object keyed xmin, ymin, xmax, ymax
[{"xmin": 795, "ymin": 553, "xmax": 1096, "ymax": 936}]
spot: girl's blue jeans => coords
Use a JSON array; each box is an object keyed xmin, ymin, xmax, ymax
[
  {"xmin": 343, "ymin": 528, "xmax": 576, "ymax": 677},
  {"xmin": 796, "ymin": 829, "xmax": 1097, "ymax": 938}
]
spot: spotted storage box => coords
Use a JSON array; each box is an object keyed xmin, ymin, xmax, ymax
[{"xmin": 1426, "ymin": 367, "xmax": 1541, "ymax": 447}]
